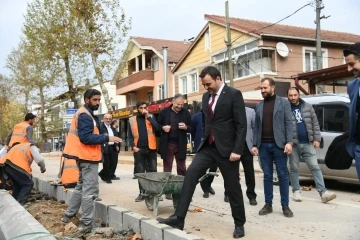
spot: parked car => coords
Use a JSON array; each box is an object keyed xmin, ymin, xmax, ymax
[{"xmin": 269, "ymin": 93, "xmax": 359, "ymax": 185}]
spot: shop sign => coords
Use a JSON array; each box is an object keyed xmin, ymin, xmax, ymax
[{"xmin": 111, "ymin": 107, "xmax": 134, "ymax": 118}]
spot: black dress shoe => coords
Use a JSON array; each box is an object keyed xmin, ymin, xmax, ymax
[
  {"xmin": 233, "ymin": 226, "xmax": 245, "ymax": 238},
  {"xmin": 98, "ymin": 173, "xmax": 105, "ymax": 182},
  {"xmin": 111, "ymin": 176, "xmax": 120, "ymax": 180},
  {"xmin": 156, "ymin": 215, "xmax": 184, "ymax": 230},
  {"xmin": 224, "ymin": 195, "xmax": 229, "ymax": 203},
  {"xmin": 105, "ymin": 180, "xmax": 112, "ymax": 184},
  {"xmin": 259, "ymin": 204, "xmax": 273, "ymax": 215},
  {"xmin": 209, "ymin": 187, "xmax": 215, "ymax": 195},
  {"xmin": 282, "ymin": 206, "xmax": 294, "ymax": 218},
  {"xmin": 203, "ymin": 192, "xmax": 210, "ymax": 198},
  {"xmin": 249, "ymin": 199, "xmax": 257, "ymax": 206}
]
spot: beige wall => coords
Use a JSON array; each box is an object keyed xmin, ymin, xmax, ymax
[{"xmin": 120, "ymin": 44, "xmax": 145, "ymax": 79}]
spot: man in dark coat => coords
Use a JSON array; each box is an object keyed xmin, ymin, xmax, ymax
[
  {"xmin": 158, "ymin": 93, "xmax": 192, "ymax": 178},
  {"xmin": 98, "ymin": 113, "xmax": 120, "ymax": 183}
]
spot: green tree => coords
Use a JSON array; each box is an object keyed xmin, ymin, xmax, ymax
[
  {"xmin": 23, "ymin": 0, "xmax": 82, "ymax": 108},
  {"xmin": 72, "ymin": 0, "xmax": 131, "ymax": 112}
]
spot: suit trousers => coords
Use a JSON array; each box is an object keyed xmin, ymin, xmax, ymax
[
  {"xmin": 175, "ymin": 143, "xmax": 246, "ymax": 227},
  {"xmin": 99, "ymin": 146, "xmax": 118, "ymax": 181},
  {"xmin": 200, "ymin": 146, "xmax": 256, "ymax": 200}
]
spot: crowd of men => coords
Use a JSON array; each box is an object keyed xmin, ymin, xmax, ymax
[{"xmin": 0, "ymin": 43, "xmax": 359, "ymax": 239}]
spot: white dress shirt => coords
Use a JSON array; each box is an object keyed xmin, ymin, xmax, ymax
[
  {"xmin": 106, "ymin": 124, "xmax": 114, "ymax": 145},
  {"xmin": 208, "ymin": 83, "xmax": 225, "ymax": 112}
]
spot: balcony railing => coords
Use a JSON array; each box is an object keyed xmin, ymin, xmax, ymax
[{"xmin": 116, "ymin": 70, "xmax": 154, "ymax": 89}]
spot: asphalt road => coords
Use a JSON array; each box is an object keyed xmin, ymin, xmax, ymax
[{"xmin": 33, "ymin": 157, "xmax": 360, "ymax": 240}]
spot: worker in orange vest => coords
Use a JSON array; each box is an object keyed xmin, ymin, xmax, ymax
[
  {"xmin": 128, "ymin": 101, "xmax": 160, "ymax": 202},
  {"xmin": 6, "ymin": 113, "xmax": 37, "ymax": 148},
  {"xmin": 0, "ymin": 142, "xmax": 46, "ymax": 205},
  {"xmin": 60, "ymin": 89, "xmax": 122, "ymax": 233}
]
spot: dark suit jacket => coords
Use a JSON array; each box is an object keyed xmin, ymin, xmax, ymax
[
  {"xmin": 198, "ymin": 84, "xmax": 247, "ymax": 157},
  {"xmin": 100, "ymin": 122, "xmax": 120, "ymax": 154},
  {"xmin": 346, "ymin": 78, "xmax": 360, "ymax": 158},
  {"xmin": 158, "ymin": 105, "xmax": 192, "ymax": 160}
]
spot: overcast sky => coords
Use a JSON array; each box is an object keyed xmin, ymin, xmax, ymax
[{"xmin": 0, "ymin": 0, "xmax": 359, "ymax": 75}]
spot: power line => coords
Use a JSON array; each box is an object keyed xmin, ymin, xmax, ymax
[{"xmin": 231, "ymin": 3, "xmax": 313, "ymax": 44}]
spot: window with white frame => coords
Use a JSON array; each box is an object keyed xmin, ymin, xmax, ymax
[
  {"xmin": 214, "ymin": 44, "xmax": 275, "ymax": 80},
  {"xmin": 147, "ymin": 91, "xmax": 153, "ymax": 102},
  {"xmin": 127, "ymin": 93, "xmax": 136, "ymax": 106},
  {"xmin": 158, "ymin": 84, "xmax": 164, "ymax": 100},
  {"xmin": 179, "ymin": 73, "xmax": 198, "ymax": 94},
  {"xmin": 204, "ymin": 29, "xmax": 210, "ymax": 52},
  {"xmin": 303, "ymin": 47, "xmax": 328, "ymax": 72},
  {"xmin": 151, "ymin": 56, "xmax": 159, "ymax": 71}
]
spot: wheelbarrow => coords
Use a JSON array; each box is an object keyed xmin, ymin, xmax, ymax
[{"xmin": 135, "ymin": 171, "xmax": 218, "ymax": 216}]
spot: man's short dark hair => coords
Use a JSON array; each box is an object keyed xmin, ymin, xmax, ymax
[
  {"xmin": 199, "ymin": 66, "xmax": 222, "ymax": 81},
  {"xmin": 343, "ymin": 42, "xmax": 360, "ymax": 60},
  {"xmin": 136, "ymin": 101, "xmax": 148, "ymax": 109},
  {"xmin": 25, "ymin": 113, "xmax": 36, "ymax": 121},
  {"xmin": 261, "ymin": 77, "xmax": 276, "ymax": 86},
  {"xmin": 287, "ymin": 87, "xmax": 300, "ymax": 95},
  {"xmin": 83, "ymin": 89, "xmax": 101, "ymax": 101},
  {"xmin": 173, "ymin": 93, "xmax": 185, "ymax": 101}
]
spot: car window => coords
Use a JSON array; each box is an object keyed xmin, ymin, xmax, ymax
[{"xmin": 319, "ymin": 106, "xmax": 349, "ymax": 133}]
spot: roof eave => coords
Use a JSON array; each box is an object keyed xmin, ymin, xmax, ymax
[
  {"xmin": 132, "ymin": 38, "xmax": 164, "ymax": 60},
  {"xmin": 260, "ymin": 33, "xmax": 355, "ymax": 45}
]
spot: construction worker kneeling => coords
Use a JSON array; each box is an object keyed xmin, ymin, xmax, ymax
[{"xmin": 0, "ymin": 142, "xmax": 46, "ymax": 205}]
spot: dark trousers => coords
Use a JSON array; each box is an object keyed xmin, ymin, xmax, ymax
[
  {"xmin": 163, "ymin": 143, "xmax": 186, "ymax": 176},
  {"xmin": 3, "ymin": 165, "xmax": 34, "ymax": 205},
  {"xmin": 134, "ymin": 147, "xmax": 157, "ymax": 192},
  {"xmin": 175, "ymin": 143, "xmax": 246, "ymax": 227},
  {"xmin": 200, "ymin": 146, "xmax": 256, "ymax": 200},
  {"xmin": 99, "ymin": 146, "xmax": 118, "ymax": 181}
]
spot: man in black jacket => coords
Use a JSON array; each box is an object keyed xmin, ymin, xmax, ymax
[
  {"xmin": 157, "ymin": 66, "xmax": 247, "ymax": 239},
  {"xmin": 98, "ymin": 113, "xmax": 120, "ymax": 183},
  {"xmin": 158, "ymin": 94, "xmax": 192, "ymax": 177}
]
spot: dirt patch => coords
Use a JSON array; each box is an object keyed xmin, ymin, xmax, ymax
[{"xmin": 23, "ymin": 190, "xmax": 142, "ymax": 240}]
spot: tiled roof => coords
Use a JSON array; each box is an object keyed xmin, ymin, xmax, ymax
[
  {"xmin": 205, "ymin": 14, "xmax": 360, "ymax": 43},
  {"xmin": 132, "ymin": 37, "xmax": 192, "ymax": 63}
]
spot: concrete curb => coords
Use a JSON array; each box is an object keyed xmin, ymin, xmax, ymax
[
  {"xmin": 0, "ymin": 190, "xmax": 56, "ymax": 240},
  {"xmin": 33, "ymin": 177, "xmax": 204, "ymax": 240}
]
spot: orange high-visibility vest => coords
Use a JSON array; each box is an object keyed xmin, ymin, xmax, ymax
[
  {"xmin": 9, "ymin": 122, "xmax": 30, "ymax": 147},
  {"xmin": 129, "ymin": 116, "xmax": 157, "ymax": 150},
  {"xmin": 59, "ymin": 155, "xmax": 79, "ymax": 187},
  {"xmin": 0, "ymin": 143, "xmax": 34, "ymax": 176},
  {"xmin": 63, "ymin": 106, "xmax": 102, "ymax": 162}
]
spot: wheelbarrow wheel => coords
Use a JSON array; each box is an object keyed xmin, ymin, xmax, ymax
[{"xmin": 145, "ymin": 196, "xmax": 154, "ymax": 211}]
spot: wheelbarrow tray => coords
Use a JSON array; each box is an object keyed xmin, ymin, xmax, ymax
[{"xmin": 135, "ymin": 172, "xmax": 184, "ymax": 195}]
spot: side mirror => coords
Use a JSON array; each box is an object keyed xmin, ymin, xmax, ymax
[{"xmin": 320, "ymin": 137, "xmax": 324, "ymax": 149}]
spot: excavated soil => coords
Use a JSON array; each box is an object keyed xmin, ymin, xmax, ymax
[{"xmin": 23, "ymin": 190, "xmax": 142, "ymax": 240}]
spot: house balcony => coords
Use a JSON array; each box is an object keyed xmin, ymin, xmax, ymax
[{"xmin": 116, "ymin": 70, "xmax": 154, "ymax": 95}]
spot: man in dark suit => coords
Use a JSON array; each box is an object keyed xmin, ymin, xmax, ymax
[
  {"xmin": 98, "ymin": 113, "xmax": 120, "ymax": 183},
  {"xmin": 344, "ymin": 43, "xmax": 360, "ymax": 180},
  {"xmin": 157, "ymin": 66, "xmax": 247, "ymax": 239}
]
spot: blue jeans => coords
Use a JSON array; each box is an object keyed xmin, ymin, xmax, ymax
[
  {"xmin": 289, "ymin": 143, "xmax": 327, "ymax": 195},
  {"xmin": 259, "ymin": 142, "xmax": 289, "ymax": 206},
  {"xmin": 354, "ymin": 144, "xmax": 360, "ymax": 181}
]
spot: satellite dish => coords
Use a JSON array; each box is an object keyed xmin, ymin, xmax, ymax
[{"xmin": 276, "ymin": 42, "xmax": 290, "ymax": 58}]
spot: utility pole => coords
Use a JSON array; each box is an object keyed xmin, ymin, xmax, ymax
[
  {"xmin": 225, "ymin": 1, "xmax": 233, "ymax": 87},
  {"xmin": 315, "ymin": 0, "xmax": 323, "ymax": 71}
]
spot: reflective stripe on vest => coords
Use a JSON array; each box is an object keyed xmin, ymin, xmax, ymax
[
  {"xmin": 62, "ymin": 106, "xmax": 102, "ymax": 162},
  {"xmin": 129, "ymin": 116, "xmax": 157, "ymax": 150},
  {"xmin": 9, "ymin": 122, "xmax": 30, "ymax": 146}
]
